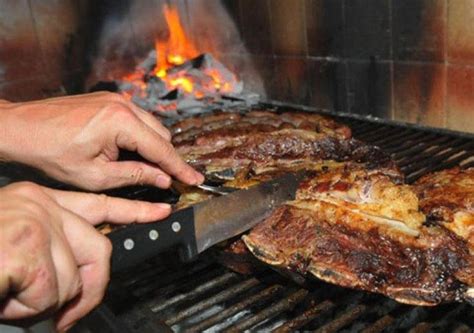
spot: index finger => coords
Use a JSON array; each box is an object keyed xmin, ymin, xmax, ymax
[
  {"xmin": 43, "ymin": 189, "xmax": 172, "ymax": 226},
  {"xmin": 117, "ymin": 121, "xmax": 204, "ymax": 185}
]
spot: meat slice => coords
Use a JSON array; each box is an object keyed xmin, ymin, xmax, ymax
[
  {"xmin": 179, "ymin": 129, "xmax": 395, "ymax": 179},
  {"xmin": 242, "ymin": 166, "xmax": 473, "ymax": 306},
  {"xmin": 171, "ymin": 110, "xmax": 351, "ymax": 144},
  {"xmin": 414, "ymin": 167, "xmax": 473, "ymax": 249}
]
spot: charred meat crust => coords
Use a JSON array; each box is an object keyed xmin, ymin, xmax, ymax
[
  {"xmin": 243, "ymin": 203, "xmax": 471, "ymax": 306},
  {"xmin": 170, "ymin": 110, "xmax": 472, "ymax": 307},
  {"xmin": 172, "ymin": 110, "xmax": 352, "ymax": 144}
]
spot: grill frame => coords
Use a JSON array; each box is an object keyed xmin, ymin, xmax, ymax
[{"xmin": 74, "ymin": 105, "xmax": 473, "ymax": 333}]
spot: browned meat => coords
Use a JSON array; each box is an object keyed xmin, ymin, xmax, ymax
[
  {"xmin": 414, "ymin": 167, "xmax": 473, "ymax": 250},
  {"xmin": 171, "ymin": 111, "xmax": 473, "ymax": 306},
  {"xmin": 178, "ymin": 129, "xmax": 395, "ymax": 179},
  {"xmin": 172, "ymin": 110, "xmax": 351, "ymax": 147},
  {"xmin": 242, "ymin": 166, "xmax": 473, "ymax": 306}
]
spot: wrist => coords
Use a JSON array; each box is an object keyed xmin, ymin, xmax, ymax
[
  {"xmin": 0, "ymin": 102, "xmax": 33, "ymax": 163},
  {"xmin": 0, "ymin": 102, "xmax": 13, "ymax": 161}
]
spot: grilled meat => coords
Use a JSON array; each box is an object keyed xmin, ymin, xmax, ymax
[
  {"xmin": 242, "ymin": 166, "xmax": 473, "ymax": 306},
  {"xmin": 171, "ymin": 110, "xmax": 473, "ymax": 306},
  {"xmin": 414, "ymin": 167, "xmax": 473, "ymax": 250},
  {"xmin": 176, "ymin": 115, "xmax": 394, "ymax": 180},
  {"xmin": 171, "ymin": 110, "xmax": 351, "ymax": 144}
]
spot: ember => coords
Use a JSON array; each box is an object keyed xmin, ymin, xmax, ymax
[{"xmin": 116, "ymin": 4, "xmax": 257, "ymax": 117}]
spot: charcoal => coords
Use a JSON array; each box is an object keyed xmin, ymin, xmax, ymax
[{"xmin": 113, "ymin": 52, "xmax": 257, "ymax": 118}]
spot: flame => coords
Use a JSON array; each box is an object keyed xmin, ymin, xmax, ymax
[
  {"xmin": 122, "ymin": 3, "xmax": 240, "ymax": 103},
  {"xmin": 154, "ymin": 4, "xmax": 198, "ymax": 76}
]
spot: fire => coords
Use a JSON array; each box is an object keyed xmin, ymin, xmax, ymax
[
  {"xmin": 119, "ymin": 3, "xmax": 243, "ymax": 111},
  {"xmin": 153, "ymin": 5, "xmax": 198, "ymax": 81},
  {"xmin": 150, "ymin": 4, "xmax": 236, "ymax": 98}
]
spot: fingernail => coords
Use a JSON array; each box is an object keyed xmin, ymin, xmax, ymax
[
  {"xmin": 194, "ymin": 172, "xmax": 205, "ymax": 185},
  {"xmin": 156, "ymin": 175, "xmax": 171, "ymax": 188},
  {"xmin": 155, "ymin": 202, "xmax": 171, "ymax": 211},
  {"xmin": 156, "ymin": 203, "xmax": 171, "ymax": 210}
]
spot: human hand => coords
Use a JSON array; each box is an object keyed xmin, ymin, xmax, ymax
[
  {"xmin": 0, "ymin": 182, "xmax": 171, "ymax": 331},
  {"xmin": 0, "ymin": 92, "xmax": 203, "ymax": 191}
]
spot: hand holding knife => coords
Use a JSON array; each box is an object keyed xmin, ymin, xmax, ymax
[{"xmin": 107, "ymin": 172, "xmax": 305, "ymax": 273}]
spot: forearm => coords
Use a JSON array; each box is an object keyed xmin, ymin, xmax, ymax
[
  {"xmin": 0, "ymin": 101, "xmax": 40, "ymax": 164},
  {"xmin": 0, "ymin": 101, "xmax": 15, "ymax": 162}
]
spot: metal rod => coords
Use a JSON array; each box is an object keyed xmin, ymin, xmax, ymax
[
  {"xmin": 149, "ymin": 271, "xmax": 239, "ymax": 313},
  {"xmin": 164, "ymin": 278, "xmax": 260, "ymax": 326},
  {"xmin": 312, "ymin": 304, "xmax": 368, "ymax": 333},
  {"xmin": 184, "ymin": 285, "xmax": 284, "ymax": 333},
  {"xmin": 224, "ymin": 289, "xmax": 308, "ymax": 333},
  {"xmin": 273, "ymin": 299, "xmax": 335, "ymax": 333},
  {"xmin": 360, "ymin": 314, "xmax": 395, "ymax": 333}
]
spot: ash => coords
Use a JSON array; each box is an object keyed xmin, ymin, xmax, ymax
[{"xmin": 116, "ymin": 50, "xmax": 259, "ymax": 119}]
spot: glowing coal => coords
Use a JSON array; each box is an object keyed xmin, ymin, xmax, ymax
[{"xmin": 112, "ymin": 4, "xmax": 258, "ymax": 118}]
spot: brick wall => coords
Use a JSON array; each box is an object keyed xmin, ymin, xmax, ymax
[
  {"xmin": 0, "ymin": 0, "xmax": 472, "ymax": 132},
  {"xmin": 219, "ymin": 0, "xmax": 474, "ymax": 132}
]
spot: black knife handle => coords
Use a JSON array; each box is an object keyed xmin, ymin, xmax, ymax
[{"xmin": 107, "ymin": 206, "xmax": 198, "ymax": 273}]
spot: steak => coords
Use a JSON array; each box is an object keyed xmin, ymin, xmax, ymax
[
  {"xmin": 414, "ymin": 167, "xmax": 473, "ymax": 251},
  {"xmin": 174, "ymin": 111, "xmax": 394, "ymax": 180},
  {"xmin": 171, "ymin": 110, "xmax": 473, "ymax": 306},
  {"xmin": 242, "ymin": 166, "xmax": 473, "ymax": 306}
]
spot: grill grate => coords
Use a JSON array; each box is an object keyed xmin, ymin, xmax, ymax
[{"xmin": 75, "ymin": 109, "xmax": 473, "ymax": 333}]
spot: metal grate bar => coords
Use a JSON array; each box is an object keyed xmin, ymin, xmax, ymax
[
  {"xmin": 403, "ymin": 141, "xmax": 474, "ymax": 181},
  {"xmin": 349, "ymin": 123, "xmax": 377, "ymax": 136},
  {"xmin": 273, "ymin": 299, "xmax": 335, "ymax": 333},
  {"xmin": 396, "ymin": 142, "xmax": 465, "ymax": 170},
  {"xmin": 391, "ymin": 136, "xmax": 456, "ymax": 162},
  {"xmin": 164, "ymin": 278, "xmax": 260, "ymax": 326},
  {"xmin": 359, "ymin": 314, "xmax": 395, "ymax": 333},
  {"xmin": 368, "ymin": 128, "xmax": 414, "ymax": 147},
  {"xmin": 402, "ymin": 141, "xmax": 473, "ymax": 173},
  {"xmin": 185, "ymin": 285, "xmax": 284, "ymax": 333},
  {"xmin": 148, "ymin": 271, "xmax": 239, "ymax": 313},
  {"xmin": 374, "ymin": 131, "xmax": 431, "ymax": 150},
  {"xmin": 224, "ymin": 289, "xmax": 308, "ymax": 333},
  {"xmin": 355, "ymin": 126, "xmax": 400, "ymax": 142},
  {"xmin": 312, "ymin": 304, "xmax": 368, "ymax": 333}
]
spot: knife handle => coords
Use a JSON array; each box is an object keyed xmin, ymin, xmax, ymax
[{"xmin": 107, "ymin": 207, "xmax": 198, "ymax": 273}]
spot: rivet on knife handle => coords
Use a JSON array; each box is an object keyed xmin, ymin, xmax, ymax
[{"xmin": 107, "ymin": 206, "xmax": 198, "ymax": 273}]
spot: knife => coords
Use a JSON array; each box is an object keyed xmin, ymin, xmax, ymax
[{"xmin": 107, "ymin": 171, "xmax": 305, "ymax": 273}]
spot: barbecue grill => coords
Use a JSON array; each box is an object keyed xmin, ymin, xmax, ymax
[{"xmin": 62, "ymin": 105, "xmax": 473, "ymax": 332}]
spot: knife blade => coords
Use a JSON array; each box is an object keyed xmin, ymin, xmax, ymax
[{"xmin": 107, "ymin": 171, "xmax": 305, "ymax": 273}]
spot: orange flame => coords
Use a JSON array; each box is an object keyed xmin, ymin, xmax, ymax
[
  {"xmin": 154, "ymin": 4, "xmax": 198, "ymax": 77},
  {"xmin": 122, "ymin": 3, "xmax": 238, "ymax": 102}
]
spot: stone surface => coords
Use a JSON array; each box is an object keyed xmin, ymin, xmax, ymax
[
  {"xmin": 447, "ymin": 65, "xmax": 474, "ymax": 132},
  {"xmin": 393, "ymin": 62, "xmax": 446, "ymax": 127}
]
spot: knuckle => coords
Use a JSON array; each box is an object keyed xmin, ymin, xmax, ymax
[
  {"xmin": 130, "ymin": 166, "xmax": 145, "ymax": 185},
  {"xmin": 99, "ymin": 236, "xmax": 113, "ymax": 261},
  {"xmin": 10, "ymin": 181, "xmax": 43, "ymax": 198},
  {"xmin": 85, "ymin": 169, "xmax": 108, "ymax": 191},
  {"xmin": 16, "ymin": 218, "xmax": 49, "ymax": 247},
  {"xmin": 160, "ymin": 141, "xmax": 174, "ymax": 156},
  {"xmin": 32, "ymin": 265, "xmax": 60, "ymax": 310},
  {"xmin": 105, "ymin": 92, "xmax": 126, "ymax": 103},
  {"xmin": 101, "ymin": 102, "xmax": 133, "ymax": 121}
]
